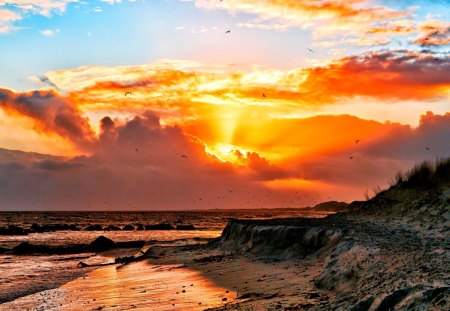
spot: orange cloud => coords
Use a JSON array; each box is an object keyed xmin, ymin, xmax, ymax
[
  {"xmin": 0, "ymin": 9, "xmax": 20, "ymax": 33},
  {"xmin": 194, "ymin": 0, "xmax": 406, "ymax": 38},
  {"xmin": 0, "ymin": 88, "xmax": 95, "ymax": 151},
  {"xmin": 414, "ymin": 20, "xmax": 450, "ymax": 46},
  {"xmin": 43, "ymin": 51, "xmax": 449, "ymax": 119}
]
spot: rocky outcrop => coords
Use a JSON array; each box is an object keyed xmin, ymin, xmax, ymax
[
  {"xmin": 145, "ymin": 224, "xmax": 174, "ymax": 230},
  {"xmin": 12, "ymin": 236, "xmax": 146, "ymax": 255},
  {"xmin": 0, "ymin": 225, "xmax": 27, "ymax": 236},
  {"xmin": 176, "ymin": 224, "xmax": 196, "ymax": 230},
  {"xmin": 216, "ymin": 184, "xmax": 450, "ymax": 310},
  {"xmin": 220, "ymin": 219, "xmax": 343, "ymax": 258},
  {"xmin": 89, "ymin": 236, "xmax": 115, "ymax": 252}
]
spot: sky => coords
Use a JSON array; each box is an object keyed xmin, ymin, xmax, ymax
[{"xmin": 0, "ymin": 0, "xmax": 449, "ymax": 210}]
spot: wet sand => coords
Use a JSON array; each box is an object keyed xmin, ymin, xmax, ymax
[
  {"xmin": 0, "ymin": 243, "xmax": 326, "ymax": 311},
  {"xmin": 1, "ymin": 261, "xmax": 236, "ymax": 310}
]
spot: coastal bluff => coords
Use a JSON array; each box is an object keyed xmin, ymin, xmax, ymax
[{"xmin": 214, "ymin": 180, "xmax": 450, "ymax": 310}]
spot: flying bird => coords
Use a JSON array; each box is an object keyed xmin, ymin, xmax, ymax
[
  {"xmin": 426, "ymin": 147, "xmax": 430, "ymax": 150},
  {"xmin": 355, "ymin": 139, "xmax": 360, "ymax": 144},
  {"xmin": 125, "ymin": 92, "xmax": 132, "ymax": 96},
  {"xmin": 350, "ymin": 156, "xmax": 353, "ymax": 160},
  {"xmin": 262, "ymin": 93, "xmax": 266, "ymax": 98},
  {"xmin": 307, "ymin": 48, "xmax": 314, "ymax": 52},
  {"xmin": 181, "ymin": 154, "xmax": 188, "ymax": 159},
  {"xmin": 135, "ymin": 148, "xmax": 139, "ymax": 153},
  {"xmin": 225, "ymin": 30, "xmax": 231, "ymax": 34}
]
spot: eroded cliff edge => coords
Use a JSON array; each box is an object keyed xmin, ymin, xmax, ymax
[{"xmin": 216, "ymin": 183, "xmax": 450, "ymax": 310}]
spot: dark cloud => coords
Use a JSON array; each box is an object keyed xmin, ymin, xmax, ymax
[
  {"xmin": 0, "ymin": 111, "xmax": 309, "ymax": 210},
  {"xmin": 295, "ymin": 112, "xmax": 450, "ymax": 189},
  {"xmin": 0, "ymin": 88, "xmax": 95, "ymax": 150},
  {"xmin": 300, "ymin": 50, "xmax": 450, "ymax": 102}
]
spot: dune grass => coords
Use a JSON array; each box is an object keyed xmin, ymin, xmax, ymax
[{"xmin": 390, "ymin": 157, "xmax": 450, "ymax": 189}]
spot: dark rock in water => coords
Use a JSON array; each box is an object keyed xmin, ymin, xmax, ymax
[
  {"xmin": 41, "ymin": 224, "xmax": 55, "ymax": 232},
  {"xmin": 0, "ymin": 225, "xmax": 28, "ymax": 236},
  {"xmin": 105, "ymin": 225, "xmax": 121, "ymax": 231},
  {"xmin": 176, "ymin": 224, "xmax": 196, "ymax": 230},
  {"xmin": 115, "ymin": 241, "xmax": 146, "ymax": 248},
  {"xmin": 122, "ymin": 224, "xmax": 134, "ymax": 231},
  {"xmin": 0, "ymin": 247, "xmax": 10, "ymax": 254},
  {"xmin": 145, "ymin": 224, "xmax": 175, "ymax": 230},
  {"xmin": 13, "ymin": 242, "xmax": 36, "ymax": 254},
  {"xmin": 68, "ymin": 224, "xmax": 79, "ymax": 231},
  {"xmin": 31, "ymin": 223, "xmax": 44, "ymax": 233},
  {"xmin": 89, "ymin": 236, "xmax": 115, "ymax": 251},
  {"xmin": 85, "ymin": 224, "xmax": 103, "ymax": 231},
  {"xmin": 13, "ymin": 242, "xmax": 87, "ymax": 255},
  {"xmin": 136, "ymin": 224, "xmax": 144, "ymax": 231}
]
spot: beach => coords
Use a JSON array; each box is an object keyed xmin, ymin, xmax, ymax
[{"xmin": 1, "ymin": 183, "xmax": 449, "ymax": 310}]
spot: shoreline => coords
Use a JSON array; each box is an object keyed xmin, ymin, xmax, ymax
[{"xmin": 0, "ymin": 185, "xmax": 449, "ymax": 310}]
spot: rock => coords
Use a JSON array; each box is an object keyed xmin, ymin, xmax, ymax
[
  {"xmin": 85, "ymin": 224, "xmax": 103, "ymax": 231},
  {"xmin": 0, "ymin": 247, "xmax": 10, "ymax": 254},
  {"xmin": 375, "ymin": 287, "xmax": 415, "ymax": 311},
  {"xmin": 13, "ymin": 242, "xmax": 37, "ymax": 254},
  {"xmin": 0, "ymin": 225, "xmax": 28, "ymax": 236},
  {"xmin": 136, "ymin": 224, "xmax": 144, "ymax": 231},
  {"xmin": 115, "ymin": 241, "xmax": 146, "ymax": 248},
  {"xmin": 89, "ymin": 236, "xmax": 115, "ymax": 252},
  {"xmin": 68, "ymin": 224, "xmax": 79, "ymax": 231},
  {"xmin": 122, "ymin": 224, "xmax": 134, "ymax": 231},
  {"xmin": 351, "ymin": 296, "xmax": 374, "ymax": 311},
  {"xmin": 31, "ymin": 223, "xmax": 44, "ymax": 233},
  {"xmin": 145, "ymin": 224, "xmax": 175, "ymax": 230},
  {"xmin": 176, "ymin": 224, "xmax": 196, "ymax": 230},
  {"xmin": 42, "ymin": 224, "xmax": 55, "ymax": 232}
]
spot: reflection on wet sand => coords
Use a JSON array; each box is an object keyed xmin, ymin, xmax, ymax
[{"xmin": 60, "ymin": 261, "xmax": 236, "ymax": 310}]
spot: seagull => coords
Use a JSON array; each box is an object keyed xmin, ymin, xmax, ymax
[
  {"xmin": 355, "ymin": 139, "xmax": 360, "ymax": 144},
  {"xmin": 225, "ymin": 30, "xmax": 231, "ymax": 34},
  {"xmin": 135, "ymin": 148, "xmax": 139, "ymax": 153},
  {"xmin": 307, "ymin": 48, "xmax": 314, "ymax": 52},
  {"xmin": 262, "ymin": 93, "xmax": 266, "ymax": 98},
  {"xmin": 181, "ymin": 154, "xmax": 188, "ymax": 159},
  {"xmin": 125, "ymin": 91, "xmax": 132, "ymax": 96}
]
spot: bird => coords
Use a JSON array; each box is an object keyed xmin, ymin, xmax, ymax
[
  {"xmin": 350, "ymin": 156, "xmax": 353, "ymax": 160},
  {"xmin": 135, "ymin": 148, "xmax": 139, "ymax": 153},
  {"xmin": 426, "ymin": 147, "xmax": 430, "ymax": 150},
  {"xmin": 125, "ymin": 91, "xmax": 132, "ymax": 96},
  {"xmin": 225, "ymin": 30, "xmax": 231, "ymax": 34},
  {"xmin": 262, "ymin": 93, "xmax": 266, "ymax": 98},
  {"xmin": 355, "ymin": 139, "xmax": 360, "ymax": 144},
  {"xmin": 307, "ymin": 48, "xmax": 314, "ymax": 52},
  {"xmin": 181, "ymin": 154, "xmax": 188, "ymax": 159}
]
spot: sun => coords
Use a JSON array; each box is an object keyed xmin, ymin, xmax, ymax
[{"xmin": 206, "ymin": 143, "xmax": 249, "ymax": 164}]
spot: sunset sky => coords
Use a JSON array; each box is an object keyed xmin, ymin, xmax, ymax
[{"xmin": 0, "ymin": 0, "xmax": 449, "ymax": 210}]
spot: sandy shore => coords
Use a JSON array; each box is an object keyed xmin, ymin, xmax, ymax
[{"xmin": 0, "ymin": 244, "xmax": 327, "ymax": 311}]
